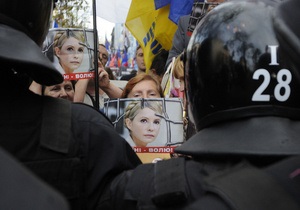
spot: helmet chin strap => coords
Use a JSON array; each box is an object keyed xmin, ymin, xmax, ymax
[{"xmin": 0, "ymin": 13, "xmax": 31, "ymax": 38}]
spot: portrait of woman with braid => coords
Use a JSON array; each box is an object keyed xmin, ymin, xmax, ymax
[
  {"xmin": 124, "ymin": 100, "xmax": 163, "ymax": 147},
  {"xmin": 53, "ymin": 30, "xmax": 85, "ymax": 75}
]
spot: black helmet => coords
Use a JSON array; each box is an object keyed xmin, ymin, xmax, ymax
[
  {"xmin": 185, "ymin": 0, "xmax": 300, "ymax": 131},
  {"xmin": 0, "ymin": 0, "xmax": 54, "ymax": 46},
  {"xmin": 273, "ymin": 0, "xmax": 300, "ymax": 74},
  {"xmin": 175, "ymin": 0, "xmax": 300, "ymax": 157},
  {"xmin": 0, "ymin": 0, "xmax": 63, "ymax": 85}
]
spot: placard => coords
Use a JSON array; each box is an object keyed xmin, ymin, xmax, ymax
[
  {"xmin": 103, "ymin": 98, "xmax": 185, "ymax": 163},
  {"xmin": 43, "ymin": 28, "xmax": 96, "ymax": 80}
]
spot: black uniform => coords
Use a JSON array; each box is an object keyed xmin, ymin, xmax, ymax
[
  {"xmin": 99, "ymin": 117, "xmax": 300, "ymax": 210},
  {"xmin": 0, "ymin": 146, "xmax": 69, "ymax": 210},
  {"xmin": 0, "ymin": 25, "xmax": 141, "ymax": 210},
  {"xmin": 97, "ymin": 1, "xmax": 300, "ymax": 209},
  {"xmin": 0, "ymin": 1, "xmax": 141, "ymax": 210},
  {"xmin": 0, "ymin": 91, "xmax": 141, "ymax": 209}
]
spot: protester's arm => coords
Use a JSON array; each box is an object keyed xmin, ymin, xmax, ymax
[
  {"xmin": 98, "ymin": 68, "xmax": 123, "ymax": 98},
  {"xmin": 75, "ymin": 59, "xmax": 123, "ymax": 101},
  {"xmin": 74, "ymin": 79, "xmax": 89, "ymax": 103}
]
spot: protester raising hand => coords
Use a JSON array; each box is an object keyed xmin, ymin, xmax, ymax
[
  {"xmin": 98, "ymin": 63, "xmax": 109, "ymax": 88},
  {"xmin": 74, "ymin": 60, "xmax": 123, "ymax": 104},
  {"xmin": 98, "ymin": 66, "xmax": 123, "ymax": 99}
]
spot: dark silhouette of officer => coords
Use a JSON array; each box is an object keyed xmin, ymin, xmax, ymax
[
  {"xmin": 0, "ymin": 1, "xmax": 141, "ymax": 210},
  {"xmin": 98, "ymin": 1, "xmax": 300, "ymax": 209}
]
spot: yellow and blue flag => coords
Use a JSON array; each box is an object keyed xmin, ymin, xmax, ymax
[{"xmin": 125, "ymin": 0, "xmax": 193, "ymax": 72}]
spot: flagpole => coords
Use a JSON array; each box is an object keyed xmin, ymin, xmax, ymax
[{"xmin": 92, "ymin": 0, "xmax": 99, "ymax": 110}]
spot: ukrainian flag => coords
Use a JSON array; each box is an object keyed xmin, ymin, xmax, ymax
[{"xmin": 125, "ymin": 0, "xmax": 193, "ymax": 72}]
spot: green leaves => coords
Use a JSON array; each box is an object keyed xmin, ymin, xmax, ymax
[{"xmin": 53, "ymin": 0, "xmax": 90, "ymax": 28}]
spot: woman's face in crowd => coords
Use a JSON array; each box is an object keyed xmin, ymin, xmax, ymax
[
  {"xmin": 56, "ymin": 37, "xmax": 84, "ymax": 73},
  {"xmin": 126, "ymin": 107, "xmax": 161, "ymax": 147},
  {"xmin": 44, "ymin": 80, "xmax": 75, "ymax": 101},
  {"xmin": 127, "ymin": 80, "xmax": 160, "ymax": 98}
]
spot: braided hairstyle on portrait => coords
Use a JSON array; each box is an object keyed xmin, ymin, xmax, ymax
[
  {"xmin": 124, "ymin": 100, "xmax": 163, "ymax": 130},
  {"xmin": 53, "ymin": 30, "xmax": 85, "ymax": 51}
]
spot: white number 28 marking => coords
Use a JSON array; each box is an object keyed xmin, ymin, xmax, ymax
[{"xmin": 252, "ymin": 69, "xmax": 292, "ymax": 102}]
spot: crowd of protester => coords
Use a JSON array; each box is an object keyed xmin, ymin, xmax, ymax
[{"xmin": 1, "ymin": 0, "xmax": 300, "ymax": 209}]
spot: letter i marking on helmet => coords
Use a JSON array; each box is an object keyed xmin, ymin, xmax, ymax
[{"xmin": 269, "ymin": 45, "xmax": 279, "ymax": 65}]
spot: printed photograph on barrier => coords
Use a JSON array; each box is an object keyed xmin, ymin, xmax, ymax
[
  {"xmin": 43, "ymin": 28, "xmax": 96, "ymax": 80},
  {"xmin": 103, "ymin": 98, "xmax": 185, "ymax": 163}
]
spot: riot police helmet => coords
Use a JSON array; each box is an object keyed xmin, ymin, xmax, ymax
[
  {"xmin": 0, "ymin": 0, "xmax": 63, "ymax": 85},
  {"xmin": 185, "ymin": 0, "xmax": 300, "ymax": 131},
  {"xmin": 176, "ymin": 0, "xmax": 300, "ymax": 157}
]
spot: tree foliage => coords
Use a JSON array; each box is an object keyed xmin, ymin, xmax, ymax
[{"xmin": 53, "ymin": 0, "xmax": 90, "ymax": 28}]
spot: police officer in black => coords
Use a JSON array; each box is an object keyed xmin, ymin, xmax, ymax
[
  {"xmin": 99, "ymin": 1, "xmax": 300, "ymax": 209},
  {"xmin": 0, "ymin": 147, "xmax": 69, "ymax": 210},
  {"xmin": 0, "ymin": 1, "xmax": 141, "ymax": 210}
]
